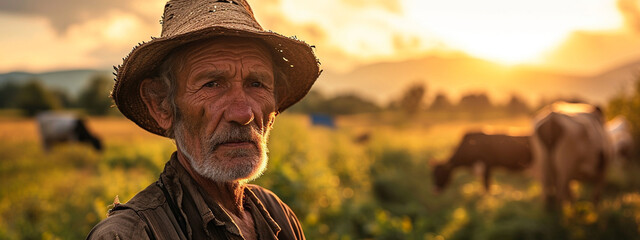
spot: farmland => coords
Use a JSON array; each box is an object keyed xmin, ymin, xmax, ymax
[{"xmin": 1, "ymin": 113, "xmax": 640, "ymax": 239}]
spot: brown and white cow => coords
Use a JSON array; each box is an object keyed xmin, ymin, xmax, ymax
[
  {"xmin": 432, "ymin": 132, "xmax": 533, "ymax": 192},
  {"xmin": 531, "ymin": 102, "xmax": 613, "ymax": 209}
]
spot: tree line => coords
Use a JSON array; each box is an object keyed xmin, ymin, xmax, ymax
[
  {"xmin": 608, "ymin": 77, "xmax": 640, "ymax": 156},
  {"xmin": 0, "ymin": 74, "xmax": 114, "ymax": 116},
  {"xmin": 5, "ymin": 76, "xmax": 618, "ymax": 119},
  {"xmin": 289, "ymin": 83, "xmax": 531, "ymax": 116}
]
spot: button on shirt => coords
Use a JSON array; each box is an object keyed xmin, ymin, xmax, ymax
[{"xmin": 87, "ymin": 152, "xmax": 305, "ymax": 239}]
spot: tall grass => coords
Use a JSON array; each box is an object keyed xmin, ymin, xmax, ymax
[{"xmin": 0, "ymin": 113, "xmax": 639, "ymax": 239}]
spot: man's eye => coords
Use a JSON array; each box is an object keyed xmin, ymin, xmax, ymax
[
  {"xmin": 250, "ymin": 81, "xmax": 263, "ymax": 88},
  {"xmin": 203, "ymin": 81, "xmax": 219, "ymax": 88}
]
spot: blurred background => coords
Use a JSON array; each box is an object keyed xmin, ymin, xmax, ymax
[{"xmin": 1, "ymin": 0, "xmax": 640, "ymax": 239}]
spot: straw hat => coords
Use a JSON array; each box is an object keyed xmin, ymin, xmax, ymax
[{"xmin": 112, "ymin": 0, "xmax": 321, "ymax": 137}]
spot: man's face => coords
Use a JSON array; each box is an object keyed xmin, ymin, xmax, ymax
[{"xmin": 172, "ymin": 37, "xmax": 277, "ymax": 183}]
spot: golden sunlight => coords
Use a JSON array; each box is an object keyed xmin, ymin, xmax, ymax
[
  {"xmin": 104, "ymin": 13, "xmax": 142, "ymax": 41},
  {"xmin": 402, "ymin": 0, "xmax": 623, "ymax": 65}
]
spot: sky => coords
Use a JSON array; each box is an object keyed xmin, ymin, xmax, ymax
[{"xmin": 1, "ymin": 0, "xmax": 640, "ymax": 75}]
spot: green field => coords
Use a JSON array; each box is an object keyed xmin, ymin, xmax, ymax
[{"xmin": 1, "ymin": 113, "xmax": 640, "ymax": 239}]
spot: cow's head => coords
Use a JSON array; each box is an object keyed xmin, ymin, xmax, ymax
[{"xmin": 432, "ymin": 163, "xmax": 452, "ymax": 193}]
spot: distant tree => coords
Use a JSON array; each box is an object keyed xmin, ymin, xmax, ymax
[
  {"xmin": 287, "ymin": 90, "xmax": 326, "ymax": 113},
  {"xmin": 323, "ymin": 94, "xmax": 381, "ymax": 115},
  {"xmin": 77, "ymin": 74, "xmax": 114, "ymax": 115},
  {"xmin": 15, "ymin": 80, "xmax": 61, "ymax": 116},
  {"xmin": 457, "ymin": 93, "xmax": 492, "ymax": 111},
  {"xmin": 0, "ymin": 82, "xmax": 21, "ymax": 108},
  {"xmin": 505, "ymin": 94, "xmax": 530, "ymax": 114},
  {"xmin": 50, "ymin": 89, "xmax": 73, "ymax": 108},
  {"xmin": 288, "ymin": 90, "xmax": 380, "ymax": 115},
  {"xmin": 429, "ymin": 92, "xmax": 453, "ymax": 111},
  {"xmin": 398, "ymin": 83, "xmax": 426, "ymax": 115},
  {"xmin": 608, "ymin": 77, "xmax": 640, "ymax": 158}
]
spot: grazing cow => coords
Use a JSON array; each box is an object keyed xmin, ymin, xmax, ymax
[
  {"xmin": 432, "ymin": 132, "xmax": 533, "ymax": 192},
  {"xmin": 36, "ymin": 112, "xmax": 103, "ymax": 152},
  {"xmin": 531, "ymin": 102, "xmax": 613, "ymax": 209},
  {"xmin": 353, "ymin": 132, "xmax": 371, "ymax": 144},
  {"xmin": 606, "ymin": 116, "xmax": 634, "ymax": 161}
]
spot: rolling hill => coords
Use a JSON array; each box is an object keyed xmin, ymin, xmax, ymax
[
  {"xmin": 0, "ymin": 69, "xmax": 111, "ymax": 98},
  {"xmin": 1, "ymin": 56, "xmax": 639, "ymax": 107},
  {"xmin": 314, "ymin": 56, "xmax": 640, "ymax": 106}
]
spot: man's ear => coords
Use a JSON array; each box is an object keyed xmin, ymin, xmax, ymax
[{"xmin": 140, "ymin": 78, "xmax": 173, "ymax": 131}]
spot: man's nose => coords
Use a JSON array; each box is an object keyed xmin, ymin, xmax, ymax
[{"xmin": 223, "ymin": 88, "xmax": 254, "ymax": 125}]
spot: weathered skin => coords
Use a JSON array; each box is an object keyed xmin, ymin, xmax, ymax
[{"xmin": 141, "ymin": 37, "xmax": 279, "ymax": 239}]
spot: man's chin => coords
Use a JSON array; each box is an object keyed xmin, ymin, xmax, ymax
[{"xmin": 195, "ymin": 154, "xmax": 267, "ymax": 183}]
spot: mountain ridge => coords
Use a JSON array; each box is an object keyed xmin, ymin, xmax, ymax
[
  {"xmin": 315, "ymin": 55, "xmax": 640, "ymax": 105},
  {"xmin": 2, "ymin": 56, "xmax": 639, "ymax": 106},
  {"xmin": 0, "ymin": 69, "xmax": 111, "ymax": 98}
]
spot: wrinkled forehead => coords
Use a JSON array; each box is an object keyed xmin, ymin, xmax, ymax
[{"xmin": 176, "ymin": 36, "xmax": 274, "ymax": 66}]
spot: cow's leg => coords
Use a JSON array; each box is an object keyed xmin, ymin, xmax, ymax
[
  {"xmin": 591, "ymin": 151, "xmax": 608, "ymax": 205},
  {"xmin": 543, "ymin": 175, "xmax": 558, "ymax": 210},
  {"xmin": 562, "ymin": 178, "xmax": 574, "ymax": 204},
  {"xmin": 542, "ymin": 152, "xmax": 559, "ymax": 211},
  {"xmin": 555, "ymin": 155, "xmax": 575, "ymax": 207},
  {"xmin": 592, "ymin": 177, "xmax": 604, "ymax": 206},
  {"xmin": 537, "ymin": 115, "xmax": 564, "ymax": 211},
  {"xmin": 483, "ymin": 165, "xmax": 491, "ymax": 193},
  {"xmin": 42, "ymin": 139, "xmax": 51, "ymax": 152}
]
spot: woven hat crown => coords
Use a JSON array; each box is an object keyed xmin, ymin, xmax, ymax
[
  {"xmin": 112, "ymin": 0, "xmax": 320, "ymax": 137},
  {"xmin": 161, "ymin": 0, "xmax": 261, "ymax": 37}
]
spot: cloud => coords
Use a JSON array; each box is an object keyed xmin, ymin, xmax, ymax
[
  {"xmin": 3, "ymin": 0, "xmax": 633, "ymax": 75},
  {"xmin": 0, "ymin": 9, "xmax": 159, "ymax": 72},
  {"xmin": 0, "ymin": 0, "xmax": 414, "ymax": 72},
  {"xmin": 542, "ymin": 30, "xmax": 640, "ymax": 75},
  {"xmin": 343, "ymin": 0, "xmax": 403, "ymax": 13},
  {"xmin": 618, "ymin": 0, "xmax": 640, "ymax": 32},
  {"xmin": 0, "ymin": 0, "xmax": 162, "ymax": 33},
  {"xmin": 540, "ymin": 0, "xmax": 640, "ymax": 75},
  {"xmin": 251, "ymin": 0, "xmax": 435, "ymax": 72}
]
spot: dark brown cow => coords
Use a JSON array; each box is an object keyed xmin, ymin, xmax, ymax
[{"xmin": 433, "ymin": 132, "xmax": 532, "ymax": 192}]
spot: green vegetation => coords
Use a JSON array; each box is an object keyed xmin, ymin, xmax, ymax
[
  {"xmin": 0, "ymin": 76, "xmax": 638, "ymax": 239},
  {"xmin": 0, "ymin": 73, "xmax": 116, "ymax": 117},
  {"xmin": 287, "ymin": 90, "xmax": 382, "ymax": 115},
  {"xmin": 608, "ymin": 77, "xmax": 640, "ymax": 157},
  {"xmin": 14, "ymin": 81, "xmax": 61, "ymax": 116},
  {"xmin": 1, "ymin": 111, "xmax": 639, "ymax": 239},
  {"xmin": 76, "ymin": 75, "xmax": 114, "ymax": 116}
]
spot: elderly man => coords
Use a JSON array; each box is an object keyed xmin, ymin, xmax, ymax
[{"xmin": 87, "ymin": 0, "xmax": 320, "ymax": 239}]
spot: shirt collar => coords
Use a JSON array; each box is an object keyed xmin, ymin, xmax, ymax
[{"xmin": 160, "ymin": 152, "xmax": 281, "ymax": 238}]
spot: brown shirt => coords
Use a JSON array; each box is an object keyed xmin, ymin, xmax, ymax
[{"xmin": 87, "ymin": 153, "xmax": 305, "ymax": 240}]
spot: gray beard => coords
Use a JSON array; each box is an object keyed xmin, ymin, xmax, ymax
[{"xmin": 173, "ymin": 119, "xmax": 270, "ymax": 183}]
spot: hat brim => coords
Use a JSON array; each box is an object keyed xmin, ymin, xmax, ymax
[{"xmin": 112, "ymin": 26, "xmax": 321, "ymax": 137}]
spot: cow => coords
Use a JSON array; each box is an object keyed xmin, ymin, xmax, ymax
[
  {"xmin": 531, "ymin": 101, "xmax": 613, "ymax": 210},
  {"xmin": 36, "ymin": 112, "xmax": 103, "ymax": 152},
  {"xmin": 606, "ymin": 116, "xmax": 634, "ymax": 161},
  {"xmin": 432, "ymin": 132, "xmax": 533, "ymax": 193}
]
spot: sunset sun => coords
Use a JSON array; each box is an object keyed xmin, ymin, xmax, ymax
[{"xmin": 401, "ymin": 0, "xmax": 623, "ymax": 65}]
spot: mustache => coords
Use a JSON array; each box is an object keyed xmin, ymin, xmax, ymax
[{"xmin": 206, "ymin": 124, "xmax": 262, "ymax": 152}]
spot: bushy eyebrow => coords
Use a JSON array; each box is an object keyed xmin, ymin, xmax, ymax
[
  {"xmin": 193, "ymin": 69, "xmax": 227, "ymax": 82},
  {"xmin": 245, "ymin": 71, "xmax": 273, "ymax": 81},
  {"xmin": 191, "ymin": 69, "xmax": 273, "ymax": 84}
]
